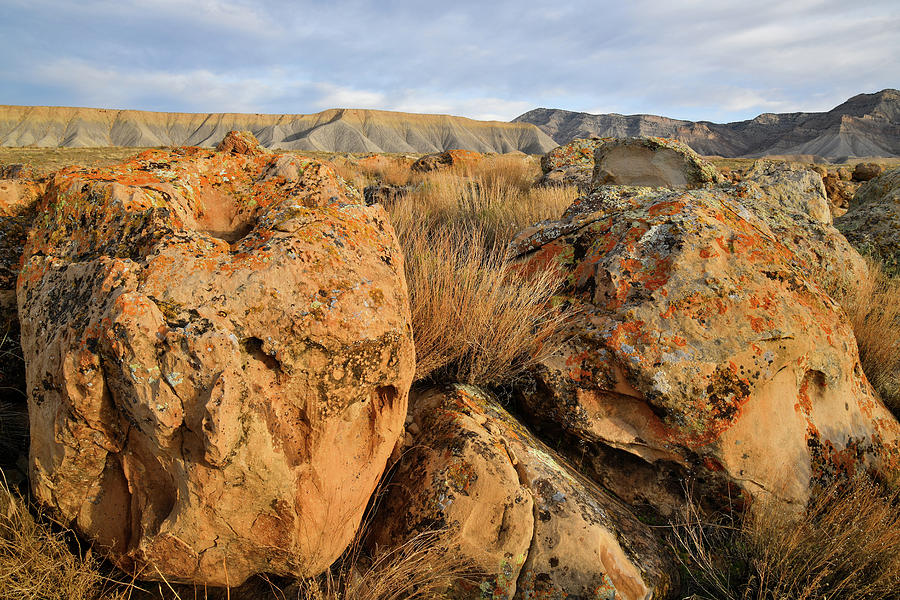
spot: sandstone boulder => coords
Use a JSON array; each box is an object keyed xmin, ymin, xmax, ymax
[
  {"xmin": 852, "ymin": 162, "xmax": 884, "ymax": 182},
  {"xmin": 836, "ymin": 167, "xmax": 900, "ymax": 275},
  {"xmin": 540, "ymin": 138, "xmax": 602, "ymax": 173},
  {"xmin": 536, "ymin": 165, "xmax": 593, "ymax": 191},
  {"xmin": 18, "ymin": 142, "xmax": 415, "ymax": 585},
  {"xmin": 592, "ymin": 137, "xmax": 723, "ymax": 188},
  {"xmin": 372, "ymin": 385, "xmax": 674, "ymax": 600},
  {"xmin": 508, "ymin": 185, "xmax": 900, "ymax": 514},
  {"xmin": 740, "ymin": 160, "xmax": 831, "ymax": 225},
  {"xmin": 411, "ymin": 149, "xmax": 483, "ymax": 173},
  {"xmin": 214, "ymin": 130, "xmax": 269, "ymax": 155}
]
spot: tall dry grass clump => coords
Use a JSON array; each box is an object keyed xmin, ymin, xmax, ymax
[
  {"xmin": 672, "ymin": 476, "xmax": 900, "ymax": 600},
  {"xmin": 824, "ymin": 258, "xmax": 900, "ymax": 415},
  {"xmin": 390, "ymin": 171, "xmax": 576, "ymax": 250},
  {"xmin": 395, "ymin": 225, "xmax": 569, "ymax": 385},
  {"xmin": 0, "ymin": 478, "xmax": 129, "ymax": 600},
  {"xmin": 297, "ymin": 530, "xmax": 472, "ymax": 600}
]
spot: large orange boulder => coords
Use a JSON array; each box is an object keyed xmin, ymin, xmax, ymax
[
  {"xmin": 508, "ymin": 185, "xmax": 899, "ymax": 514},
  {"xmin": 371, "ymin": 385, "xmax": 674, "ymax": 600},
  {"xmin": 18, "ymin": 138, "xmax": 415, "ymax": 585}
]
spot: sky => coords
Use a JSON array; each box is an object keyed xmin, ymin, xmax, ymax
[{"xmin": 1, "ymin": 0, "xmax": 898, "ymax": 123}]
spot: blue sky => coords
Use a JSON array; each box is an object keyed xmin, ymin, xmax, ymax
[{"xmin": 1, "ymin": 0, "xmax": 897, "ymax": 122}]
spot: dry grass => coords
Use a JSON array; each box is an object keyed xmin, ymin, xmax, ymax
[
  {"xmin": 389, "ymin": 170, "xmax": 575, "ymax": 250},
  {"xmin": 672, "ymin": 476, "xmax": 900, "ymax": 600},
  {"xmin": 395, "ymin": 225, "xmax": 570, "ymax": 385},
  {"xmin": 0, "ymin": 477, "xmax": 131, "ymax": 600},
  {"xmin": 378, "ymin": 154, "xmax": 577, "ymax": 386},
  {"xmin": 296, "ymin": 530, "xmax": 471, "ymax": 600},
  {"xmin": 823, "ymin": 259, "xmax": 900, "ymax": 416}
]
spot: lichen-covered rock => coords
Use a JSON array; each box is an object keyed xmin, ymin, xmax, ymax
[
  {"xmin": 412, "ymin": 149, "xmax": 483, "ymax": 173},
  {"xmin": 508, "ymin": 185, "xmax": 900, "ymax": 514},
  {"xmin": 726, "ymin": 178, "xmax": 866, "ymax": 299},
  {"xmin": 740, "ymin": 160, "xmax": 831, "ymax": 225},
  {"xmin": 536, "ymin": 165, "xmax": 594, "ymax": 191},
  {"xmin": 592, "ymin": 137, "xmax": 722, "ymax": 189},
  {"xmin": 372, "ymin": 385, "xmax": 673, "ymax": 600},
  {"xmin": 214, "ymin": 130, "xmax": 268, "ymax": 156},
  {"xmin": 540, "ymin": 138, "xmax": 603, "ymax": 173},
  {"xmin": 836, "ymin": 167, "xmax": 900, "ymax": 275},
  {"xmin": 18, "ymin": 143, "xmax": 414, "ymax": 585}
]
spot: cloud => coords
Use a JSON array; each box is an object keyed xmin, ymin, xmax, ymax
[{"xmin": 2, "ymin": 0, "xmax": 899, "ymax": 122}]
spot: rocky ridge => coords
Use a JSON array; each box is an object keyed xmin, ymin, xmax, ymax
[
  {"xmin": 0, "ymin": 106, "xmax": 556, "ymax": 154},
  {"xmin": 515, "ymin": 89, "xmax": 900, "ymax": 162}
]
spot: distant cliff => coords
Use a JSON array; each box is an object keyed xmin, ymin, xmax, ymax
[
  {"xmin": 0, "ymin": 106, "xmax": 557, "ymax": 154},
  {"xmin": 514, "ymin": 89, "xmax": 900, "ymax": 162}
]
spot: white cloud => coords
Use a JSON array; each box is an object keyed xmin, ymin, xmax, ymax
[{"xmin": 4, "ymin": 0, "xmax": 899, "ymax": 122}]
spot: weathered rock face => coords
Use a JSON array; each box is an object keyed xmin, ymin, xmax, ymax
[
  {"xmin": 536, "ymin": 165, "xmax": 594, "ymax": 191},
  {"xmin": 0, "ymin": 178, "xmax": 46, "ymax": 213},
  {"xmin": 411, "ymin": 149, "xmax": 483, "ymax": 173},
  {"xmin": 592, "ymin": 138, "xmax": 723, "ymax": 189},
  {"xmin": 372, "ymin": 385, "xmax": 674, "ymax": 600},
  {"xmin": 18, "ymin": 137, "xmax": 415, "ymax": 585},
  {"xmin": 836, "ymin": 167, "xmax": 900, "ymax": 275},
  {"xmin": 741, "ymin": 160, "xmax": 831, "ymax": 225},
  {"xmin": 540, "ymin": 138, "xmax": 602, "ymax": 173},
  {"xmin": 509, "ymin": 185, "xmax": 900, "ymax": 514}
]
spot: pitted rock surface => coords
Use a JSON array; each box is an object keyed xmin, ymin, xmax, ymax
[
  {"xmin": 17, "ymin": 143, "xmax": 415, "ymax": 585},
  {"xmin": 836, "ymin": 167, "xmax": 900, "ymax": 275},
  {"xmin": 508, "ymin": 185, "xmax": 900, "ymax": 512},
  {"xmin": 536, "ymin": 165, "xmax": 594, "ymax": 192},
  {"xmin": 740, "ymin": 160, "xmax": 831, "ymax": 225},
  {"xmin": 592, "ymin": 137, "xmax": 723, "ymax": 189},
  {"xmin": 372, "ymin": 385, "xmax": 673, "ymax": 600},
  {"xmin": 411, "ymin": 149, "xmax": 483, "ymax": 173},
  {"xmin": 541, "ymin": 138, "xmax": 603, "ymax": 173}
]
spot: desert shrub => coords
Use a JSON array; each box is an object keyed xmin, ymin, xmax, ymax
[
  {"xmin": 394, "ymin": 225, "xmax": 569, "ymax": 385},
  {"xmin": 0, "ymin": 477, "xmax": 130, "ymax": 600},
  {"xmin": 672, "ymin": 476, "xmax": 900, "ymax": 600},
  {"xmin": 824, "ymin": 259, "xmax": 900, "ymax": 416}
]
